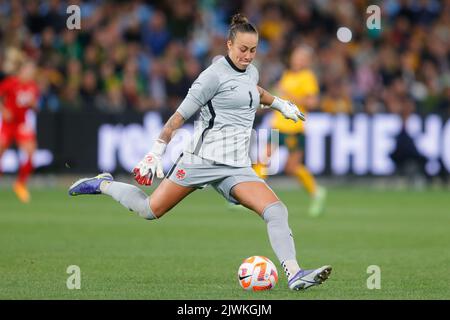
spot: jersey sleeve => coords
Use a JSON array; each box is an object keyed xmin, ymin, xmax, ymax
[
  {"xmin": 176, "ymin": 68, "xmax": 220, "ymax": 120},
  {"xmin": 0, "ymin": 77, "xmax": 12, "ymax": 96}
]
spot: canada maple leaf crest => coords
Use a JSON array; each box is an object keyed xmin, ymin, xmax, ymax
[{"xmin": 176, "ymin": 169, "xmax": 186, "ymax": 180}]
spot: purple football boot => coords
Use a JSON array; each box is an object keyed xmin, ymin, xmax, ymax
[
  {"xmin": 68, "ymin": 173, "xmax": 113, "ymax": 196},
  {"xmin": 288, "ymin": 265, "xmax": 332, "ymax": 290}
]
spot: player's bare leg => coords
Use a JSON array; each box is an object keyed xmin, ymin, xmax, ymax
[
  {"xmin": 285, "ymin": 149, "xmax": 326, "ymax": 217},
  {"xmin": 0, "ymin": 133, "xmax": 12, "ymax": 178},
  {"xmin": 147, "ymin": 179, "xmax": 196, "ymax": 218},
  {"xmin": 231, "ymin": 181, "xmax": 331, "ymax": 290},
  {"xmin": 0, "ymin": 144, "xmax": 6, "ymax": 177},
  {"xmin": 231, "ymin": 181, "xmax": 279, "ymax": 215},
  {"xmin": 253, "ymin": 143, "xmax": 273, "ymax": 180},
  {"xmin": 284, "ymin": 150, "xmax": 302, "ymax": 178},
  {"xmin": 14, "ymin": 140, "xmax": 36, "ymax": 203}
]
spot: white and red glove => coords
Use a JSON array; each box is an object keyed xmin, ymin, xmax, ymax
[
  {"xmin": 268, "ymin": 96, "xmax": 305, "ymax": 122},
  {"xmin": 133, "ymin": 139, "xmax": 167, "ymax": 186}
]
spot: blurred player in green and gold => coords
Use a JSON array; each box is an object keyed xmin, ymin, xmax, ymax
[{"xmin": 254, "ymin": 45, "xmax": 326, "ymax": 216}]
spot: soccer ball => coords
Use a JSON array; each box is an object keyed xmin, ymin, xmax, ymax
[{"xmin": 237, "ymin": 256, "xmax": 278, "ymax": 291}]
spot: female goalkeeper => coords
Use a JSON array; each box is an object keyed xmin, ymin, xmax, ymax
[{"xmin": 69, "ymin": 14, "xmax": 331, "ymax": 291}]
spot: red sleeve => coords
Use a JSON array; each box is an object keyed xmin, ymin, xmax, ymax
[{"xmin": 0, "ymin": 77, "xmax": 12, "ymax": 96}]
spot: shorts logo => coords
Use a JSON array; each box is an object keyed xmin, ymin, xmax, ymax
[{"xmin": 176, "ymin": 169, "xmax": 186, "ymax": 180}]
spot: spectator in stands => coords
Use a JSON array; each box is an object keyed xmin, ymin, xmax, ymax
[{"xmin": 141, "ymin": 10, "xmax": 171, "ymax": 57}]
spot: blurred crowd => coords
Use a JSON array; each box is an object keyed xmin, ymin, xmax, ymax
[{"xmin": 0, "ymin": 0, "xmax": 449, "ymax": 117}]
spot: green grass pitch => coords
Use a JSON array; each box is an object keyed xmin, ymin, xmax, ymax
[{"xmin": 0, "ymin": 183, "xmax": 449, "ymax": 299}]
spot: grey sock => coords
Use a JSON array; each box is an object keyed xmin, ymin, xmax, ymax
[
  {"xmin": 101, "ymin": 181, "xmax": 156, "ymax": 220},
  {"xmin": 262, "ymin": 201, "xmax": 296, "ymax": 263}
]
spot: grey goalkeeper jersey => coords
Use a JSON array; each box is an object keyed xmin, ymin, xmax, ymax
[{"xmin": 176, "ymin": 56, "xmax": 260, "ymax": 167}]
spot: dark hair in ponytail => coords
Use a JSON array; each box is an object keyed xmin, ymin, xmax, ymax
[{"xmin": 228, "ymin": 13, "xmax": 257, "ymax": 42}]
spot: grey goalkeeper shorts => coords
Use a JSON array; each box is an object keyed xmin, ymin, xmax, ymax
[{"xmin": 166, "ymin": 152, "xmax": 265, "ymax": 204}]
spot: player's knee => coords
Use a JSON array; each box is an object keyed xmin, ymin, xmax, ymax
[
  {"xmin": 127, "ymin": 192, "xmax": 157, "ymax": 220},
  {"xmin": 23, "ymin": 147, "xmax": 36, "ymax": 157},
  {"xmin": 136, "ymin": 196, "xmax": 156, "ymax": 220},
  {"xmin": 150, "ymin": 205, "xmax": 165, "ymax": 219},
  {"xmin": 262, "ymin": 201, "xmax": 288, "ymax": 223}
]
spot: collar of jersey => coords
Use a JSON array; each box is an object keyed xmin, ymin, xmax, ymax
[{"xmin": 225, "ymin": 55, "xmax": 246, "ymax": 73}]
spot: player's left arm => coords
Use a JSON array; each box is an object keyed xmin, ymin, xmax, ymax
[
  {"xmin": 257, "ymin": 85, "xmax": 305, "ymax": 122},
  {"xmin": 257, "ymin": 85, "xmax": 275, "ymax": 106}
]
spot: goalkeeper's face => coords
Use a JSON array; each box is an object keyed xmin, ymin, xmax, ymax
[{"xmin": 227, "ymin": 32, "xmax": 258, "ymax": 70}]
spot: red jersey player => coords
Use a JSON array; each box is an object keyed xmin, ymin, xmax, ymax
[{"xmin": 0, "ymin": 61, "xmax": 39, "ymax": 203}]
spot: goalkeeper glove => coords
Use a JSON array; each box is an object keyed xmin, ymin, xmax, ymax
[
  {"xmin": 269, "ymin": 96, "xmax": 305, "ymax": 122},
  {"xmin": 133, "ymin": 139, "xmax": 166, "ymax": 186}
]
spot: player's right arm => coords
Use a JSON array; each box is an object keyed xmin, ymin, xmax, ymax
[
  {"xmin": 158, "ymin": 112, "xmax": 185, "ymax": 144},
  {"xmin": 0, "ymin": 77, "xmax": 13, "ymax": 122},
  {"xmin": 132, "ymin": 111, "xmax": 186, "ymax": 185},
  {"xmin": 133, "ymin": 68, "xmax": 220, "ymax": 186}
]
